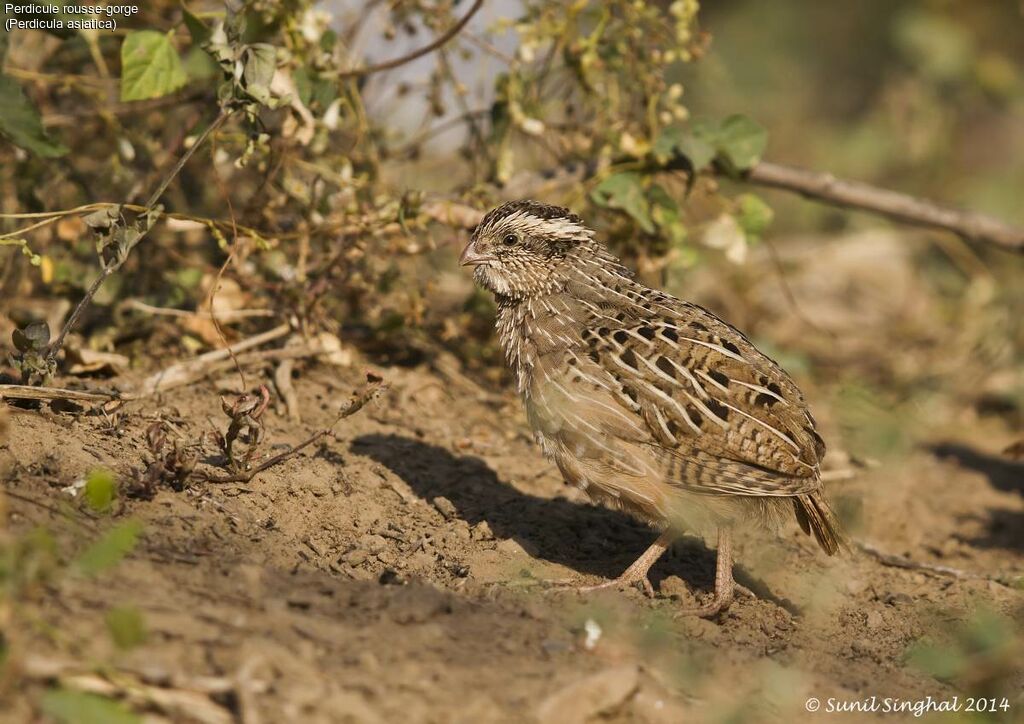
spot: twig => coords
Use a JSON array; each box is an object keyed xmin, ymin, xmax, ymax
[
  {"xmin": 208, "ymin": 132, "xmax": 247, "ymax": 391},
  {"xmin": 744, "ymin": 161, "xmax": 1024, "ymax": 253},
  {"xmin": 421, "ymin": 156, "xmax": 1024, "ymax": 255},
  {"xmin": 202, "ymin": 374, "xmax": 388, "ymax": 484},
  {"xmin": 856, "ymin": 540, "xmax": 1020, "ymax": 587},
  {"xmin": 122, "ymin": 300, "xmax": 275, "ymax": 321},
  {"xmin": 127, "ymin": 324, "xmax": 290, "ymax": 399},
  {"xmin": 273, "ymin": 359, "xmax": 300, "ymax": 422},
  {"xmin": 45, "ymin": 110, "xmax": 234, "ymax": 365},
  {"xmin": 337, "ymin": 0, "xmax": 484, "ymax": 78},
  {"xmin": 0, "ymin": 384, "xmax": 118, "ymax": 403},
  {"xmin": 126, "ymin": 343, "xmax": 325, "ymax": 400}
]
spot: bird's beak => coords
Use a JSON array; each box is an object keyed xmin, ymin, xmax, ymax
[{"xmin": 459, "ymin": 239, "xmax": 496, "ymax": 267}]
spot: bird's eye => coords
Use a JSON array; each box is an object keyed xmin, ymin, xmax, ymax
[{"xmin": 502, "ymin": 233, "xmax": 518, "ymax": 246}]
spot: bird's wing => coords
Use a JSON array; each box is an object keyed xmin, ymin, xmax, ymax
[{"xmin": 565, "ymin": 293, "xmax": 824, "ymax": 497}]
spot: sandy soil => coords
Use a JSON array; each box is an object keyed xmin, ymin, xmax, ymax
[
  {"xmin": 2, "ymin": 351, "xmax": 1022, "ymax": 723},
  {"xmin": 2, "ymin": 234, "xmax": 1022, "ymax": 723}
]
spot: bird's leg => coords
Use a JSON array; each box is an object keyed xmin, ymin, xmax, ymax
[
  {"xmin": 571, "ymin": 531, "xmax": 673, "ymax": 597},
  {"xmin": 677, "ymin": 527, "xmax": 735, "ymax": 618}
]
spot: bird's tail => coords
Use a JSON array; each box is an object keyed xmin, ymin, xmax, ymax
[{"xmin": 793, "ymin": 491, "xmax": 848, "ymax": 556}]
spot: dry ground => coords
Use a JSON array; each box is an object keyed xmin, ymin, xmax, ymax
[{"xmin": 2, "ymin": 232, "xmax": 1023, "ymax": 723}]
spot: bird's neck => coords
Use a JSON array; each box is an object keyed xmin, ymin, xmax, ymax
[{"xmin": 493, "ymin": 251, "xmax": 636, "ymax": 395}]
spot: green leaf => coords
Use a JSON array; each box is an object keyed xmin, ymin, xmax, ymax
[
  {"xmin": 120, "ymin": 31, "xmax": 188, "ymax": 102},
  {"xmin": 0, "ymin": 75, "xmax": 68, "ymax": 157},
  {"xmin": 12, "ymin": 321, "xmax": 50, "ymax": 352},
  {"xmin": 648, "ymin": 184, "xmax": 687, "ymax": 244},
  {"xmin": 736, "ymin": 193, "xmax": 774, "ymax": 239},
  {"xmin": 84, "ymin": 468, "xmax": 117, "ymax": 513},
  {"xmin": 182, "ymin": 46, "xmax": 219, "ymax": 81},
  {"xmin": 74, "ymin": 520, "xmax": 143, "ymax": 576},
  {"xmin": 241, "ymin": 43, "xmax": 277, "ymax": 105},
  {"xmin": 106, "ymin": 606, "xmax": 147, "ymax": 649},
  {"xmin": 652, "ymin": 125, "xmax": 715, "ymax": 171},
  {"xmin": 292, "ymin": 66, "xmax": 336, "ymax": 110},
  {"xmin": 715, "ymin": 114, "xmax": 768, "ymax": 171},
  {"xmin": 591, "ymin": 172, "xmax": 654, "ymax": 233},
  {"xmin": 652, "ymin": 126, "xmax": 684, "ymax": 164},
  {"xmin": 42, "ymin": 689, "xmax": 141, "ymax": 724}
]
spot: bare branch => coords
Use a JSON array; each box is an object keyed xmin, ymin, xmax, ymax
[
  {"xmin": 337, "ymin": 0, "xmax": 484, "ymax": 79},
  {"xmin": 127, "ymin": 324, "xmax": 291, "ymax": 399},
  {"xmin": 745, "ymin": 162, "xmax": 1024, "ymax": 253},
  {"xmin": 422, "ymin": 157, "xmax": 1024, "ymax": 254},
  {"xmin": 45, "ymin": 110, "xmax": 234, "ymax": 365},
  {"xmin": 0, "ymin": 385, "xmax": 118, "ymax": 403},
  {"xmin": 856, "ymin": 540, "xmax": 1020, "ymax": 587}
]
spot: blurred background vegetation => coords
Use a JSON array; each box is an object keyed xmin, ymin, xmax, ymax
[{"xmin": 2, "ymin": 0, "xmax": 1020, "ymax": 448}]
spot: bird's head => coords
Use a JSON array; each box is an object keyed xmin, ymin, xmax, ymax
[{"xmin": 460, "ymin": 200, "xmax": 597, "ymax": 299}]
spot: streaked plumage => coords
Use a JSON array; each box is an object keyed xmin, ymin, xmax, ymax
[{"xmin": 462, "ymin": 199, "xmax": 845, "ymax": 615}]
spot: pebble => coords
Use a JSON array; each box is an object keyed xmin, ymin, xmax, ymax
[
  {"xmin": 304, "ymin": 538, "xmax": 328, "ymax": 557},
  {"xmin": 471, "ymin": 521, "xmax": 494, "ymax": 541},
  {"xmin": 865, "ymin": 610, "xmax": 884, "ymax": 629},
  {"xmin": 882, "ymin": 591, "xmax": 912, "ymax": 606},
  {"xmin": 658, "ymin": 575, "xmax": 691, "ymax": 600},
  {"xmin": 358, "ymin": 533, "xmax": 388, "ymax": 554},
  {"xmin": 432, "ymin": 496, "xmax": 458, "ymax": 519},
  {"xmin": 845, "ymin": 578, "xmax": 869, "ymax": 595},
  {"xmin": 851, "ymin": 638, "xmax": 874, "ymax": 656},
  {"xmin": 344, "ymin": 549, "xmax": 369, "ymax": 566}
]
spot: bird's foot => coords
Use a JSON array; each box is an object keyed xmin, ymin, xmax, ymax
[
  {"xmin": 675, "ymin": 585, "xmax": 735, "ymax": 619},
  {"xmin": 570, "ymin": 571, "xmax": 657, "ymax": 598}
]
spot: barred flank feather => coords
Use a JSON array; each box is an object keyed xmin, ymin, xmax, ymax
[{"xmin": 794, "ymin": 491, "xmax": 847, "ymax": 556}]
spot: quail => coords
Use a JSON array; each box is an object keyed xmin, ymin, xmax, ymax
[{"xmin": 461, "ymin": 199, "xmax": 845, "ymax": 616}]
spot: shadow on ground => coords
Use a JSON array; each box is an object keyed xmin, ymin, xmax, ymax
[
  {"xmin": 930, "ymin": 442, "xmax": 1024, "ymax": 551},
  {"xmin": 352, "ymin": 433, "xmax": 790, "ymax": 608}
]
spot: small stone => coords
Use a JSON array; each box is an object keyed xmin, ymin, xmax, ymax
[
  {"xmin": 379, "ymin": 569, "xmax": 406, "ymax": 586},
  {"xmin": 306, "ymin": 480, "xmax": 330, "ymax": 497},
  {"xmin": 851, "ymin": 638, "xmax": 873, "ymax": 656},
  {"xmin": 471, "ymin": 521, "xmax": 494, "ymax": 541},
  {"xmin": 432, "ymin": 496, "xmax": 458, "ymax": 519},
  {"xmin": 304, "ymin": 538, "xmax": 327, "ymax": 557},
  {"xmin": 845, "ymin": 578, "xmax": 869, "ymax": 595},
  {"xmin": 344, "ymin": 549, "xmax": 369, "ymax": 566},
  {"xmin": 882, "ymin": 591, "xmax": 912, "ymax": 606},
  {"xmin": 865, "ymin": 610, "xmax": 884, "ymax": 629},
  {"xmin": 357, "ymin": 651, "xmax": 380, "ymax": 673},
  {"xmin": 658, "ymin": 575, "xmax": 691, "ymax": 600},
  {"xmin": 358, "ymin": 533, "xmax": 388, "ymax": 554}
]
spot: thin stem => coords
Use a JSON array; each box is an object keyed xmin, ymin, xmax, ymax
[
  {"xmin": 45, "ymin": 110, "xmax": 234, "ymax": 364},
  {"xmin": 336, "ymin": 0, "xmax": 484, "ymax": 79}
]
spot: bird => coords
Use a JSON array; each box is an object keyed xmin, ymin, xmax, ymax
[{"xmin": 460, "ymin": 199, "xmax": 845, "ymax": 617}]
